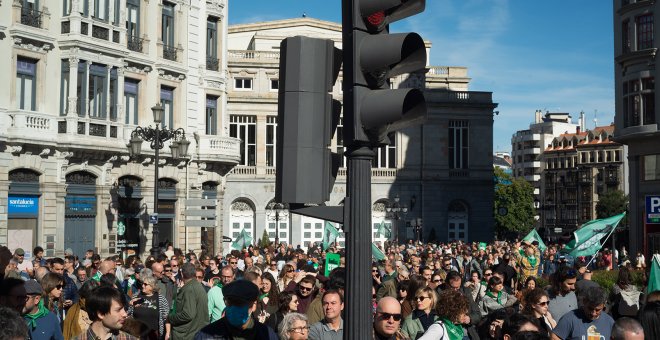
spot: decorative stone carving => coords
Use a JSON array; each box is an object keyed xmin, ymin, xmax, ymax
[
  {"xmin": 207, "ymin": 80, "xmax": 223, "ymax": 89},
  {"xmin": 142, "ymin": 157, "xmax": 152, "ymax": 165},
  {"xmin": 231, "ymin": 201, "xmax": 252, "ymax": 212},
  {"xmin": 39, "ymin": 148, "xmax": 51, "ymax": 157},
  {"xmin": 120, "ymin": 155, "xmax": 130, "ymax": 162},
  {"xmin": 66, "ymin": 171, "xmax": 97, "ymax": 185},
  {"xmin": 373, "ymin": 202, "xmax": 387, "ymax": 212},
  {"xmin": 80, "ymin": 160, "xmax": 88, "ymax": 170},
  {"xmin": 106, "ymin": 155, "xmax": 118, "ymax": 163},
  {"xmin": 10, "ymin": 145, "xmax": 22, "ymax": 154},
  {"xmin": 8, "ymin": 169, "xmax": 40, "ymax": 182}
]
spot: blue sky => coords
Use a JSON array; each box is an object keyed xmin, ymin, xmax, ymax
[{"xmin": 229, "ymin": 1, "xmax": 614, "ymax": 152}]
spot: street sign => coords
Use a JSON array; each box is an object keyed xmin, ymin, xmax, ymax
[
  {"xmin": 149, "ymin": 214, "xmax": 158, "ymax": 225},
  {"xmin": 185, "ymin": 198, "xmax": 217, "ymax": 228},
  {"xmin": 647, "ymin": 195, "xmax": 660, "ymax": 224}
]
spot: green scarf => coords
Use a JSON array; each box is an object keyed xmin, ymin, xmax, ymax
[
  {"xmin": 442, "ymin": 318, "xmax": 464, "ymax": 340},
  {"xmin": 526, "ymin": 255, "xmax": 538, "ymax": 268},
  {"xmin": 486, "ymin": 290, "xmax": 503, "ymax": 305},
  {"xmin": 259, "ymin": 293, "xmax": 268, "ymax": 300},
  {"xmin": 25, "ymin": 300, "xmax": 49, "ymax": 330},
  {"xmin": 214, "ymin": 281, "xmax": 223, "ymax": 289}
]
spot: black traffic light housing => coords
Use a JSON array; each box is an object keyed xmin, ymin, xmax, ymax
[
  {"xmin": 275, "ymin": 36, "xmax": 342, "ymax": 205},
  {"xmin": 343, "ymin": 0, "xmax": 428, "ymax": 146}
]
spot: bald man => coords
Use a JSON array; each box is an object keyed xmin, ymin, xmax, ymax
[
  {"xmin": 611, "ymin": 317, "xmax": 644, "ymax": 340},
  {"xmin": 373, "ymin": 297, "xmax": 404, "ymax": 339},
  {"xmin": 152, "ymin": 262, "xmax": 177, "ymax": 305}
]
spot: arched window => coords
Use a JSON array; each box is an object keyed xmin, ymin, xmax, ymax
[
  {"xmin": 265, "ymin": 200, "xmax": 290, "ymax": 244},
  {"xmin": 448, "ymin": 201, "xmax": 469, "ymax": 242},
  {"xmin": 230, "ymin": 200, "xmax": 255, "ymax": 241}
]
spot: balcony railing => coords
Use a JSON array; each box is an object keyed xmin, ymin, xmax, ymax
[
  {"xmin": 163, "ymin": 44, "xmax": 179, "ymax": 61},
  {"xmin": 228, "ymin": 50, "xmax": 280, "ymax": 61},
  {"xmin": 21, "ymin": 9, "xmax": 42, "ymax": 28},
  {"xmin": 206, "ymin": 56, "xmax": 219, "ymax": 71},
  {"xmin": 92, "ymin": 25, "xmax": 109, "ymax": 40},
  {"xmin": 127, "ymin": 35, "xmax": 143, "ymax": 52}
]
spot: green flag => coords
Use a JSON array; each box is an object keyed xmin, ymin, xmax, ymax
[
  {"xmin": 479, "ymin": 242, "xmax": 487, "ymax": 251},
  {"xmin": 648, "ymin": 254, "xmax": 660, "ymax": 294},
  {"xmin": 523, "ymin": 229, "xmax": 547, "ymax": 252},
  {"xmin": 562, "ymin": 212, "xmax": 626, "ymax": 257},
  {"xmin": 371, "ymin": 243, "xmax": 386, "ymax": 261},
  {"xmin": 231, "ymin": 229, "xmax": 253, "ymax": 250},
  {"xmin": 322, "ymin": 221, "xmax": 339, "ymax": 250},
  {"xmin": 377, "ymin": 221, "xmax": 392, "ymax": 239}
]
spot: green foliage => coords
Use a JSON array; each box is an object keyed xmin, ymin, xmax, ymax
[
  {"xmin": 595, "ymin": 190, "xmax": 628, "ymax": 225},
  {"xmin": 590, "ymin": 270, "xmax": 646, "ymax": 295},
  {"xmin": 493, "ymin": 167, "xmax": 535, "ymax": 237},
  {"xmin": 258, "ymin": 229, "xmax": 271, "ymax": 249}
]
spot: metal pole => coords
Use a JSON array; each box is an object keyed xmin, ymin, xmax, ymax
[
  {"xmin": 275, "ymin": 210, "xmax": 279, "ymax": 245},
  {"xmin": 344, "ymin": 145, "xmax": 373, "ymax": 340},
  {"xmin": 152, "ymin": 125, "xmax": 160, "ymax": 256}
]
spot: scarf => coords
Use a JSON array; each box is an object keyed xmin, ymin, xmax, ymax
[
  {"xmin": 442, "ymin": 318, "xmax": 464, "ymax": 340},
  {"xmin": 259, "ymin": 293, "xmax": 268, "ymax": 300},
  {"xmin": 486, "ymin": 290, "xmax": 503, "ymax": 305},
  {"xmin": 526, "ymin": 255, "xmax": 538, "ymax": 268},
  {"xmin": 25, "ymin": 299, "xmax": 50, "ymax": 330}
]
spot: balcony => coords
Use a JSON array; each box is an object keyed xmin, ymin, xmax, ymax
[
  {"xmin": 21, "ymin": 8, "xmax": 42, "ymax": 28},
  {"xmin": 426, "ymin": 90, "xmax": 493, "ymax": 104},
  {"xmin": 163, "ymin": 44, "xmax": 179, "ymax": 61},
  {"xmin": 127, "ymin": 35, "xmax": 144, "ymax": 52},
  {"xmin": 197, "ymin": 135, "xmax": 241, "ymax": 164},
  {"xmin": 206, "ymin": 56, "xmax": 219, "ymax": 71},
  {"xmin": 228, "ymin": 50, "xmax": 280, "ymax": 63}
]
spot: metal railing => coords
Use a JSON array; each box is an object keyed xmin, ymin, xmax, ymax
[
  {"xmin": 127, "ymin": 35, "xmax": 143, "ymax": 52},
  {"xmin": 21, "ymin": 8, "xmax": 42, "ymax": 28},
  {"xmin": 163, "ymin": 44, "xmax": 179, "ymax": 61},
  {"xmin": 206, "ymin": 56, "xmax": 219, "ymax": 71}
]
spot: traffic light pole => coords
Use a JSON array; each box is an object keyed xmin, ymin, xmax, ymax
[{"xmin": 344, "ymin": 145, "xmax": 374, "ymax": 339}]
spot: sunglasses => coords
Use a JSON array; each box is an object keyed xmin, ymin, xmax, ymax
[
  {"xmin": 287, "ymin": 269, "xmax": 294, "ymax": 273},
  {"xmin": 377, "ymin": 312, "xmax": 403, "ymax": 322},
  {"xmin": 142, "ymin": 283, "xmax": 150, "ymax": 287},
  {"xmin": 432, "ymin": 279, "xmax": 442, "ymax": 283},
  {"xmin": 164, "ymin": 269, "xmax": 172, "ymax": 273},
  {"xmin": 55, "ymin": 284, "xmax": 64, "ymax": 289},
  {"xmin": 230, "ymin": 261, "xmax": 238, "ymax": 264},
  {"xmin": 299, "ymin": 286, "xmax": 313, "ymax": 292},
  {"xmin": 536, "ymin": 301, "xmax": 549, "ymax": 306},
  {"xmin": 196, "ymin": 276, "xmax": 204, "ymax": 279},
  {"xmin": 484, "ymin": 273, "xmax": 493, "ymax": 276},
  {"xmin": 415, "ymin": 296, "xmax": 430, "ymax": 302}
]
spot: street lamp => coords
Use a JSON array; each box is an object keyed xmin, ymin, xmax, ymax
[
  {"xmin": 386, "ymin": 194, "xmax": 408, "ymax": 242},
  {"xmin": 127, "ymin": 103, "xmax": 189, "ymax": 256},
  {"xmin": 409, "ymin": 218, "xmax": 423, "ymax": 244},
  {"xmin": 266, "ymin": 202, "xmax": 288, "ymax": 245}
]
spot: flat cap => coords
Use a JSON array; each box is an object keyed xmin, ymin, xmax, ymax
[
  {"xmin": 222, "ymin": 279, "xmax": 259, "ymax": 304},
  {"xmin": 24, "ymin": 280, "xmax": 43, "ymax": 295},
  {"xmin": 14, "ymin": 248, "xmax": 25, "ymax": 256}
]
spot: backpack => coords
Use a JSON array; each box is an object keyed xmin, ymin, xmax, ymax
[{"xmin": 618, "ymin": 288, "xmax": 641, "ymax": 316}]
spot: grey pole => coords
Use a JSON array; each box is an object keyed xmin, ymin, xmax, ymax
[
  {"xmin": 344, "ymin": 145, "xmax": 374, "ymax": 339},
  {"xmin": 152, "ymin": 124, "xmax": 160, "ymax": 256}
]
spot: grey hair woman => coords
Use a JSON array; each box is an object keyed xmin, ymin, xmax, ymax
[{"xmin": 278, "ymin": 312, "xmax": 309, "ymax": 340}]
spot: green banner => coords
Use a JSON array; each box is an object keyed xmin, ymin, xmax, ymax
[{"xmin": 325, "ymin": 253, "xmax": 341, "ymax": 276}]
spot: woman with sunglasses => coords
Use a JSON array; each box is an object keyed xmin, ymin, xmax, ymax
[
  {"xmin": 271, "ymin": 292, "xmax": 299, "ymax": 333},
  {"xmin": 278, "ymin": 263, "xmax": 296, "ymax": 292},
  {"xmin": 402, "ymin": 275, "xmax": 428, "ymax": 319},
  {"xmin": 128, "ymin": 275, "xmax": 170, "ymax": 340},
  {"xmin": 419, "ymin": 289, "xmax": 470, "ymax": 340},
  {"xmin": 41, "ymin": 272, "xmax": 65, "ymax": 325},
  {"xmin": 401, "ymin": 286, "xmax": 439, "ymax": 339},
  {"xmin": 521, "ymin": 288, "xmax": 556, "ymax": 336}
]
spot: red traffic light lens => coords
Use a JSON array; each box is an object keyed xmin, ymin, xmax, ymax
[{"xmin": 366, "ymin": 11, "xmax": 385, "ymax": 27}]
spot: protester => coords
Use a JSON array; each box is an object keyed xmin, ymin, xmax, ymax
[
  {"xmin": 521, "ymin": 288, "xmax": 556, "ymax": 335},
  {"xmin": 501, "ymin": 314, "xmax": 542, "ymax": 340},
  {"xmin": 637, "ymin": 298, "xmax": 660, "ymax": 340},
  {"xmin": 611, "ymin": 317, "xmax": 644, "ymax": 340},
  {"xmin": 0, "ymin": 306, "xmax": 29, "ymax": 340},
  {"xmin": 194, "ymin": 280, "xmax": 278, "ymax": 339},
  {"xmin": 62, "ymin": 280, "xmax": 99, "ymax": 339},
  {"xmin": 23, "ymin": 279, "xmax": 64, "ymax": 340},
  {"xmin": 41, "ymin": 272, "xmax": 66, "ymax": 325},
  {"xmin": 418, "ymin": 289, "xmax": 469, "ymax": 340},
  {"xmin": 546, "ymin": 267, "xmax": 578, "ymax": 320},
  {"xmin": 609, "ymin": 267, "xmax": 642, "ymax": 318},
  {"xmin": 279, "ymin": 312, "xmax": 309, "ymax": 340},
  {"xmin": 76, "ymin": 286, "xmax": 135, "ymax": 339},
  {"xmin": 0, "ymin": 278, "xmax": 27, "ymax": 313},
  {"xmin": 128, "ymin": 275, "xmax": 170, "ymax": 339},
  {"xmin": 401, "ymin": 286, "xmax": 438, "ymax": 339},
  {"xmin": 278, "ymin": 264, "xmax": 296, "ymax": 292},
  {"xmin": 552, "ymin": 286, "xmax": 615, "ymax": 340},
  {"xmin": 308, "ymin": 290, "xmax": 344, "ymax": 339},
  {"xmin": 168, "ymin": 263, "xmax": 208, "ymax": 340},
  {"xmin": 373, "ymin": 297, "xmax": 408, "ymax": 340},
  {"xmin": 480, "ymin": 275, "xmax": 517, "ymax": 316},
  {"xmin": 285, "ymin": 274, "xmax": 318, "ymax": 314}
]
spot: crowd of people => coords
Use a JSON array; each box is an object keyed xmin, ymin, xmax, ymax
[{"xmin": 0, "ymin": 238, "xmax": 657, "ymax": 340}]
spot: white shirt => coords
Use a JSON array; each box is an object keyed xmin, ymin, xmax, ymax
[{"xmin": 418, "ymin": 322, "xmax": 449, "ymax": 340}]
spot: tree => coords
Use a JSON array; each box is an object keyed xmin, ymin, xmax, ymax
[
  {"xmin": 493, "ymin": 167, "xmax": 535, "ymax": 238},
  {"xmin": 596, "ymin": 189, "xmax": 628, "ymax": 222},
  {"xmin": 258, "ymin": 229, "xmax": 271, "ymax": 249}
]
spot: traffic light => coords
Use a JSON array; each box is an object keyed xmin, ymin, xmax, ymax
[
  {"xmin": 275, "ymin": 36, "xmax": 342, "ymax": 205},
  {"xmin": 343, "ymin": 0, "xmax": 427, "ymax": 145}
]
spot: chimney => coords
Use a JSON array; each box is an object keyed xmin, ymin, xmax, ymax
[
  {"xmin": 576, "ymin": 126, "xmax": 581, "ymax": 134},
  {"xmin": 535, "ymin": 110, "xmax": 542, "ymax": 124}
]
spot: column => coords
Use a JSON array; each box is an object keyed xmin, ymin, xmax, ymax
[
  {"xmin": 255, "ymin": 115, "xmax": 267, "ymax": 175},
  {"xmin": 67, "ymin": 57, "xmax": 79, "ymax": 116},
  {"xmin": 106, "ymin": 65, "xmax": 112, "ymax": 122},
  {"xmin": 117, "ymin": 66, "xmax": 125, "ymax": 124}
]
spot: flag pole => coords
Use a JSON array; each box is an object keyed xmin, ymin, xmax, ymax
[{"xmin": 585, "ymin": 223, "xmax": 618, "ymax": 268}]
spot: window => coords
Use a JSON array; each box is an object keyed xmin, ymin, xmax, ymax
[
  {"xmin": 94, "ymin": 0, "xmax": 109, "ymax": 21},
  {"xmin": 60, "ymin": 60, "xmax": 69, "ymax": 115},
  {"xmin": 16, "ymin": 57, "xmax": 37, "ymax": 111},
  {"xmin": 644, "ymin": 154, "xmax": 660, "ymax": 181},
  {"xmin": 63, "ymin": 0, "xmax": 72, "ymax": 16},
  {"xmin": 88, "ymin": 64, "xmax": 108, "ymax": 118},
  {"xmin": 160, "ymin": 86, "xmax": 174, "ymax": 128},
  {"xmin": 637, "ymin": 14, "xmax": 654, "ymax": 50},
  {"xmin": 229, "ymin": 115, "xmax": 257, "ymax": 166},
  {"xmin": 206, "ymin": 17, "xmax": 218, "ymax": 71},
  {"xmin": 622, "ymin": 20, "xmax": 631, "ymax": 53},
  {"xmin": 373, "ymin": 132, "xmax": 396, "ymax": 168},
  {"xmin": 270, "ymin": 79, "xmax": 279, "ymax": 91},
  {"xmin": 235, "ymin": 78, "xmax": 252, "ymax": 90},
  {"xmin": 205, "ymin": 96, "xmax": 218, "ymax": 135},
  {"xmin": 162, "ymin": 2, "xmax": 175, "ymax": 47},
  {"xmin": 623, "ymin": 77, "xmax": 655, "ymax": 127},
  {"xmin": 124, "ymin": 79, "xmax": 139, "ymax": 125},
  {"xmin": 266, "ymin": 116, "xmax": 276, "ymax": 167},
  {"xmin": 113, "ymin": 0, "xmax": 120, "ymax": 25},
  {"xmin": 126, "ymin": 0, "xmax": 140, "ymax": 38},
  {"xmin": 449, "ymin": 120, "xmax": 469, "ymax": 169}
]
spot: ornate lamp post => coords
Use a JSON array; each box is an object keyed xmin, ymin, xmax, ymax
[
  {"xmin": 127, "ymin": 104, "xmax": 190, "ymax": 256},
  {"xmin": 266, "ymin": 202, "xmax": 288, "ymax": 245},
  {"xmin": 386, "ymin": 194, "xmax": 408, "ymax": 242}
]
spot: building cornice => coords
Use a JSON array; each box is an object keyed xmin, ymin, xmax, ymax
[{"xmin": 229, "ymin": 17, "xmax": 342, "ymax": 34}]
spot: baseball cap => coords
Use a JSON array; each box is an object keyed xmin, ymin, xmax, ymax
[
  {"xmin": 24, "ymin": 280, "xmax": 43, "ymax": 295},
  {"xmin": 14, "ymin": 248, "xmax": 25, "ymax": 256}
]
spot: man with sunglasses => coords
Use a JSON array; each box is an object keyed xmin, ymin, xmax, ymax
[
  {"xmin": 373, "ymin": 297, "xmax": 405, "ymax": 340},
  {"xmin": 22, "ymin": 280, "xmax": 64, "ymax": 340},
  {"xmin": 151, "ymin": 262, "xmax": 177, "ymax": 306},
  {"xmin": 285, "ymin": 274, "xmax": 318, "ymax": 314},
  {"xmin": 208, "ymin": 265, "xmax": 235, "ymax": 323},
  {"xmin": 547, "ymin": 267, "xmax": 578, "ymax": 321}
]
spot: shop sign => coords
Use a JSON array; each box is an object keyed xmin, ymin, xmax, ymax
[
  {"xmin": 647, "ymin": 195, "xmax": 660, "ymax": 224},
  {"xmin": 65, "ymin": 196, "xmax": 97, "ymax": 215},
  {"xmin": 8, "ymin": 195, "xmax": 39, "ymax": 216}
]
